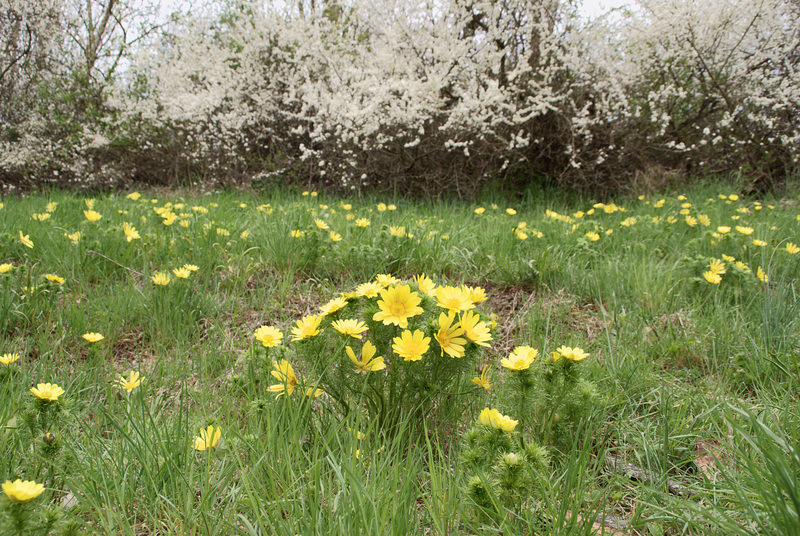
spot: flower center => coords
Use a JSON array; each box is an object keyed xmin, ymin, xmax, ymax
[{"xmin": 390, "ymin": 302, "xmax": 406, "ymax": 316}]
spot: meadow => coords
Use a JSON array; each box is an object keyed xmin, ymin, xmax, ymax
[{"xmin": 1, "ymin": 184, "xmax": 799, "ymax": 535}]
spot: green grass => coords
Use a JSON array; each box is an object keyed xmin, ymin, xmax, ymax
[{"xmin": 0, "ymin": 185, "xmax": 799, "ymax": 535}]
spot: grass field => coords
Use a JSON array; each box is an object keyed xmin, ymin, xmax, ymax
[{"xmin": 1, "ymin": 184, "xmax": 799, "ymax": 535}]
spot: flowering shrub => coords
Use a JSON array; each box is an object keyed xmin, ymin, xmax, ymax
[{"xmin": 253, "ymin": 275, "xmax": 497, "ymax": 433}]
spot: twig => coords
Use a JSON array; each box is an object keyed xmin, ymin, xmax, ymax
[{"xmin": 86, "ymin": 250, "xmax": 144, "ymax": 277}]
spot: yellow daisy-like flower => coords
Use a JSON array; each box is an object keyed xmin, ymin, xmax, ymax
[
  {"xmin": 82, "ymin": 332, "xmax": 104, "ymax": 343},
  {"xmin": 183, "ymin": 264, "xmax": 199, "ymax": 272},
  {"xmin": 45, "ymin": 274, "xmax": 65, "ymax": 284},
  {"xmin": 329, "ymin": 230, "xmax": 342, "ymax": 242},
  {"xmin": 254, "ymin": 325, "xmax": 283, "ymax": 347},
  {"xmin": 736, "ymin": 226, "xmax": 754, "ymax": 235},
  {"xmin": 515, "ymin": 229, "xmax": 528, "ymax": 240},
  {"xmin": 757, "ymin": 266, "xmax": 768, "ymax": 283},
  {"xmin": 753, "ymin": 239, "xmax": 767, "ymax": 247},
  {"xmin": 332, "ymin": 319, "xmax": 368, "ymax": 339},
  {"xmin": 115, "ymin": 371, "xmax": 144, "ymax": 392},
  {"xmin": 472, "ymin": 365, "xmax": 492, "ymax": 391},
  {"xmin": 172, "ymin": 267, "xmax": 191, "ymax": 279},
  {"xmin": 474, "ymin": 207, "xmax": 485, "ymax": 214},
  {"xmin": 460, "ymin": 311, "xmax": 493, "ymax": 347},
  {"xmin": 320, "ymin": 297, "xmax": 348, "ymax": 316},
  {"xmin": 0, "ymin": 263, "xmax": 12, "ymax": 273},
  {"xmin": 84, "ymin": 210, "xmax": 102, "ymax": 222},
  {"xmin": 346, "ymin": 340, "xmax": 386, "ymax": 374},
  {"xmin": 291, "ymin": 314, "xmax": 324, "ymax": 341},
  {"xmin": 717, "ymin": 226, "xmax": 731, "ymax": 234},
  {"xmin": 479, "ymin": 408, "xmax": 518, "ymax": 432},
  {"xmin": 501, "ymin": 346, "xmax": 538, "ymax": 370},
  {"xmin": 355, "ymin": 218, "xmax": 370, "ymax": 227},
  {"xmin": 787, "ymin": 243, "xmax": 800, "ymax": 255},
  {"xmin": 304, "ymin": 386, "xmax": 324, "ymax": 398},
  {"xmin": 734, "ymin": 261, "xmax": 752, "ymax": 274},
  {"xmin": 32, "ymin": 212, "xmax": 51, "ymax": 221},
  {"xmin": 2, "ymin": 479, "xmax": 45, "ymax": 503},
  {"xmin": 434, "ymin": 311, "xmax": 467, "ymax": 358},
  {"xmin": 551, "ymin": 346, "xmax": 590, "ymax": 362},
  {"xmin": 46, "ymin": 201, "xmax": 57, "ymax": 212},
  {"xmin": 464, "ymin": 285, "xmax": 487, "ymax": 305},
  {"xmin": 413, "ymin": 273, "xmax": 437, "ymax": 296},
  {"xmin": 1, "ymin": 352, "xmax": 20, "ymax": 365},
  {"xmin": 392, "ymin": 329, "xmax": 431, "ymax": 362},
  {"xmin": 314, "ymin": 218, "xmax": 329, "ymax": 230},
  {"xmin": 722, "ymin": 254, "xmax": 736, "ymax": 262},
  {"xmin": 377, "ymin": 203, "xmax": 387, "ymax": 212},
  {"xmin": 703, "ymin": 271, "xmax": 722, "ymax": 284},
  {"xmin": 355, "ymin": 281, "xmax": 383, "ymax": 298},
  {"xmin": 436, "ymin": 286, "xmax": 475, "ymax": 313},
  {"xmin": 123, "ymin": 222, "xmax": 140, "ymax": 242},
  {"xmin": 373, "ymin": 284, "xmax": 424, "ymax": 328},
  {"xmin": 506, "ymin": 208, "xmax": 517, "ymax": 215},
  {"xmin": 193, "ymin": 425, "xmax": 221, "ymax": 451},
  {"xmin": 708, "ymin": 258, "xmax": 726, "ymax": 275},
  {"xmin": 376, "ymin": 274, "xmax": 400, "ymax": 287},
  {"xmin": 585, "ymin": 231, "xmax": 600, "ymax": 242},
  {"xmin": 151, "ymin": 272, "xmax": 171, "ymax": 286},
  {"xmin": 65, "ymin": 231, "xmax": 81, "ymax": 245},
  {"xmin": 19, "ymin": 231, "xmax": 33, "ymax": 248},
  {"xmin": 126, "ymin": 192, "xmax": 141, "ymax": 200},
  {"xmin": 389, "ymin": 226, "xmax": 406, "ymax": 237},
  {"xmin": 267, "ymin": 360, "xmax": 297, "ymax": 397},
  {"xmin": 697, "ymin": 214, "xmax": 711, "ymax": 226},
  {"xmin": 30, "ymin": 383, "xmax": 65, "ymax": 401},
  {"xmin": 685, "ymin": 215, "xmax": 697, "ymax": 227}
]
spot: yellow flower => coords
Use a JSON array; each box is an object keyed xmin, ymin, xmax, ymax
[
  {"xmin": 728, "ymin": 194, "xmax": 739, "ymax": 201},
  {"xmin": 268, "ymin": 360, "xmax": 297, "ymax": 397},
  {"xmin": 376, "ymin": 274, "xmax": 400, "ymax": 287},
  {"xmin": 65, "ymin": 231, "xmax": 81, "ymax": 245},
  {"xmin": 413, "ymin": 273, "xmax": 437, "ymax": 296},
  {"xmin": 82, "ymin": 332, "xmax": 104, "ymax": 343},
  {"xmin": 254, "ymin": 325, "xmax": 283, "ymax": 347},
  {"xmin": 708, "ymin": 258, "xmax": 726, "ymax": 275},
  {"xmin": 32, "ymin": 212, "xmax": 51, "ymax": 221},
  {"xmin": 703, "ymin": 271, "xmax": 722, "ymax": 284},
  {"xmin": 506, "ymin": 208, "xmax": 517, "ymax": 215},
  {"xmin": 46, "ymin": 202, "xmax": 57, "ymax": 212},
  {"xmin": 216, "ymin": 228, "xmax": 230, "ymax": 236},
  {"xmin": 19, "ymin": 231, "xmax": 33, "ymax": 248},
  {"xmin": 435, "ymin": 286, "xmax": 475, "ymax": 313},
  {"xmin": 314, "ymin": 218, "xmax": 329, "ymax": 230},
  {"xmin": 697, "ymin": 214, "xmax": 711, "ymax": 226},
  {"xmin": 355, "ymin": 281, "xmax": 383, "ymax": 298},
  {"xmin": 472, "ymin": 365, "xmax": 492, "ymax": 391},
  {"xmin": 347, "ymin": 341, "xmax": 386, "ymax": 374},
  {"xmin": 290, "ymin": 229, "xmax": 306, "ymax": 238},
  {"xmin": 787, "ymin": 243, "xmax": 800, "ymax": 255},
  {"xmin": 304, "ymin": 386, "xmax": 324, "ymax": 398},
  {"xmin": 3, "ymin": 479, "xmax": 45, "ymax": 503},
  {"xmin": 320, "ymin": 297, "xmax": 348, "ymax": 316},
  {"xmin": 183, "ymin": 264, "xmax": 199, "ymax": 272},
  {"xmin": 735, "ymin": 226, "xmax": 754, "ymax": 235},
  {"xmin": 389, "ymin": 226, "xmax": 406, "ymax": 237},
  {"xmin": 460, "ymin": 311, "xmax": 493, "ymax": 347},
  {"xmin": 329, "ymin": 230, "xmax": 342, "ymax": 242},
  {"xmin": 193, "ymin": 425, "xmax": 221, "ymax": 451},
  {"xmin": 722, "ymin": 254, "xmax": 736, "ymax": 262},
  {"xmin": 126, "ymin": 192, "xmax": 141, "ymax": 200},
  {"xmin": 151, "ymin": 272, "xmax": 171, "ymax": 286},
  {"xmin": 757, "ymin": 266, "xmax": 768, "ymax": 283},
  {"xmin": 84, "ymin": 210, "xmax": 102, "ymax": 222},
  {"xmin": 291, "ymin": 314, "xmax": 324, "ymax": 341},
  {"xmin": 585, "ymin": 231, "xmax": 600, "ymax": 242},
  {"xmin": 717, "ymin": 226, "xmax": 731, "ymax": 234},
  {"xmin": 377, "ymin": 203, "xmax": 387, "ymax": 211},
  {"xmin": 115, "ymin": 371, "xmax": 144, "ymax": 392},
  {"xmin": 685, "ymin": 215, "xmax": 697, "ymax": 227},
  {"xmin": 373, "ymin": 284, "xmax": 424, "ymax": 328},
  {"xmin": 501, "ymin": 346, "xmax": 538, "ymax": 370},
  {"xmin": 1, "ymin": 352, "xmax": 20, "ymax": 365},
  {"xmin": 123, "ymin": 222, "xmax": 140, "ymax": 242},
  {"xmin": 172, "ymin": 267, "xmax": 191, "ymax": 279},
  {"xmin": 332, "ymin": 319, "xmax": 368, "ymax": 338},
  {"xmin": 45, "ymin": 274, "xmax": 65, "ymax": 284},
  {"xmin": 434, "ymin": 311, "xmax": 467, "ymax": 358},
  {"xmin": 753, "ymin": 239, "xmax": 767, "ymax": 247},
  {"xmin": 388, "ymin": 204, "xmax": 397, "ymax": 211},
  {"xmin": 551, "ymin": 346, "xmax": 590, "ymax": 362},
  {"xmin": 392, "ymin": 329, "xmax": 431, "ymax": 361},
  {"xmin": 355, "ymin": 218, "xmax": 370, "ymax": 227},
  {"xmin": 474, "ymin": 207, "xmax": 485, "ymax": 214},
  {"xmin": 479, "ymin": 408, "xmax": 518, "ymax": 432},
  {"xmin": 0, "ymin": 263, "xmax": 12, "ymax": 273},
  {"xmin": 464, "ymin": 285, "xmax": 487, "ymax": 305},
  {"xmin": 515, "ymin": 229, "xmax": 528, "ymax": 240},
  {"xmin": 31, "ymin": 383, "xmax": 65, "ymax": 401}
]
